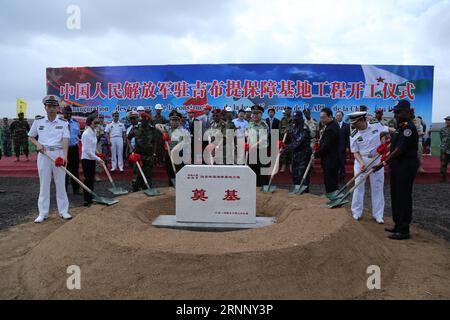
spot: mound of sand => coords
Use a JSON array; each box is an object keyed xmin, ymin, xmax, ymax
[{"xmin": 14, "ymin": 188, "xmax": 402, "ymax": 299}]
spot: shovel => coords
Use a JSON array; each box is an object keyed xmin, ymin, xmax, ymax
[
  {"xmin": 326, "ymin": 167, "xmax": 376, "ymax": 208},
  {"xmin": 135, "ymin": 161, "xmax": 161, "ymax": 197},
  {"xmin": 289, "ymin": 155, "xmax": 314, "ymax": 195},
  {"xmin": 261, "ymin": 133, "xmax": 287, "ymax": 193},
  {"xmin": 165, "ymin": 141, "xmax": 177, "ymax": 187},
  {"xmin": 326, "ymin": 145, "xmax": 391, "ymax": 201},
  {"xmin": 101, "ymin": 162, "xmax": 128, "ymax": 196},
  {"xmin": 43, "ymin": 152, "xmax": 118, "ymax": 206},
  {"xmin": 325, "ymin": 154, "xmax": 380, "ymax": 200}
]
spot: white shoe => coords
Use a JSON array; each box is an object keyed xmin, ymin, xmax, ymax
[
  {"xmin": 34, "ymin": 214, "xmax": 47, "ymax": 223},
  {"xmin": 352, "ymin": 215, "xmax": 361, "ymax": 221},
  {"xmin": 375, "ymin": 218, "xmax": 384, "ymax": 224},
  {"xmin": 59, "ymin": 212, "xmax": 72, "ymax": 220}
]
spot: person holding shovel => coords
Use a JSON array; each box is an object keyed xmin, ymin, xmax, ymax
[
  {"xmin": 282, "ymin": 111, "xmax": 312, "ymax": 192},
  {"xmin": 127, "ymin": 112, "xmax": 157, "ymax": 192},
  {"xmin": 156, "ymin": 110, "xmax": 190, "ymax": 186},
  {"xmin": 81, "ymin": 114, "xmax": 104, "ymax": 207},
  {"xmin": 28, "ymin": 95, "xmax": 71, "ymax": 223},
  {"xmin": 247, "ymin": 105, "xmax": 270, "ymax": 187},
  {"xmin": 348, "ymin": 111, "xmax": 389, "ymax": 223}
]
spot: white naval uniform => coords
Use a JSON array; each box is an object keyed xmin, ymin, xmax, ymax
[
  {"xmin": 28, "ymin": 116, "xmax": 70, "ymax": 217},
  {"xmin": 106, "ymin": 121, "xmax": 126, "ymax": 171},
  {"xmin": 350, "ymin": 122, "xmax": 389, "ymax": 220}
]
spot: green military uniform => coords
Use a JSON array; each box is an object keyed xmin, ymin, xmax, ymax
[
  {"xmin": 440, "ymin": 121, "xmax": 450, "ymax": 181},
  {"xmin": 1, "ymin": 119, "xmax": 12, "ymax": 157},
  {"xmin": 412, "ymin": 116, "xmax": 424, "ymax": 170},
  {"xmin": 206, "ymin": 119, "xmax": 227, "ymax": 164},
  {"xmin": 10, "ymin": 116, "xmax": 30, "ymax": 159},
  {"xmin": 128, "ymin": 123, "xmax": 157, "ymax": 191},
  {"xmin": 163, "ymin": 117, "xmax": 190, "ymax": 185}
]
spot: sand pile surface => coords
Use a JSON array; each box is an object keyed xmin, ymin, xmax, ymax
[{"xmin": 13, "ymin": 188, "xmax": 402, "ymax": 299}]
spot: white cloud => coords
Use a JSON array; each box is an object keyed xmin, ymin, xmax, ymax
[{"xmin": 0, "ymin": 0, "xmax": 448, "ymax": 121}]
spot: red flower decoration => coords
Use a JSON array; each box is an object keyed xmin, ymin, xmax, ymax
[
  {"xmin": 128, "ymin": 153, "xmax": 142, "ymax": 163},
  {"xmin": 313, "ymin": 143, "xmax": 320, "ymax": 152},
  {"xmin": 244, "ymin": 143, "xmax": 250, "ymax": 152},
  {"xmin": 381, "ymin": 154, "xmax": 388, "ymax": 162},
  {"xmin": 54, "ymin": 157, "xmax": 65, "ymax": 167},
  {"xmin": 377, "ymin": 144, "xmax": 388, "ymax": 155},
  {"xmin": 278, "ymin": 141, "xmax": 286, "ymax": 150},
  {"xmin": 163, "ymin": 133, "xmax": 170, "ymax": 142},
  {"xmin": 96, "ymin": 153, "xmax": 105, "ymax": 160}
]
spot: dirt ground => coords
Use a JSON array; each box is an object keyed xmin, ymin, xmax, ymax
[{"xmin": 0, "ymin": 179, "xmax": 449, "ymax": 300}]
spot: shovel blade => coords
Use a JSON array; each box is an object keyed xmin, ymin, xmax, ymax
[
  {"xmin": 325, "ymin": 190, "xmax": 342, "ymax": 199},
  {"xmin": 144, "ymin": 188, "xmax": 162, "ymax": 197},
  {"xmin": 326, "ymin": 198, "xmax": 350, "ymax": 208},
  {"xmin": 288, "ymin": 184, "xmax": 308, "ymax": 195},
  {"xmin": 93, "ymin": 196, "xmax": 119, "ymax": 206},
  {"xmin": 261, "ymin": 185, "xmax": 277, "ymax": 193},
  {"xmin": 288, "ymin": 185, "xmax": 302, "ymax": 194},
  {"xmin": 108, "ymin": 187, "xmax": 129, "ymax": 196}
]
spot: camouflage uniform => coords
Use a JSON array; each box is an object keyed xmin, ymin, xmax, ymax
[
  {"xmin": 95, "ymin": 123, "xmax": 110, "ymax": 176},
  {"xmin": 413, "ymin": 116, "xmax": 424, "ymax": 169},
  {"xmin": 10, "ymin": 118, "xmax": 30, "ymax": 158},
  {"xmin": 163, "ymin": 123, "xmax": 190, "ymax": 185},
  {"xmin": 153, "ymin": 114, "xmax": 167, "ymax": 166},
  {"xmin": 440, "ymin": 126, "xmax": 450, "ymax": 181},
  {"xmin": 207, "ymin": 119, "xmax": 227, "ymax": 164},
  {"xmin": 128, "ymin": 123, "xmax": 157, "ymax": 191},
  {"xmin": 280, "ymin": 114, "xmax": 293, "ymax": 168},
  {"xmin": 283, "ymin": 121, "xmax": 312, "ymax": 187},
  {"xmin": 387, "ymin": 117, "xmax": 397, "ymax": 129},
  {"xmin": 1, "ymin": 119, "xmax": 12, "ymax": 156},
  {"xmin": 305, "ymin": 118, "xmax": 319, "ymax": 149}
]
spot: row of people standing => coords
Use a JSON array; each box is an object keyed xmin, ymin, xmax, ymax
[{"xmin": 0, "ymin": 114, "xmax": 30, "ymax": 161}]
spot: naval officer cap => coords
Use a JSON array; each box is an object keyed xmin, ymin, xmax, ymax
[
  {"xmin": 42, "ymin": 95, "xmax": 61, "ymax": 106},
  {"xmin": 245, "ymin": 107, "xmax": 252, "ymax": 112},
  {"xmin": 348, "ymin": 111, "xmax": 367, "ymax": 124},
  {"xmin": 169, "ymin": 110, "xmax": 182, "ymax": 119},
  {"xmin": 155, "ymin": 104, "xmax": 163, "ymax": 110},
  {"xmin": 445, "ymin": 116, "xmax": 450, "ymax": 121},
  {"xmin": 251, "ymin": 105, "xmax": 264, "ymax": 113}
]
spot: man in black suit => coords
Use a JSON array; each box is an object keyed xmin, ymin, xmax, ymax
[
  {"xmin": 312, "ymin": 108, "xmax": 340, "ymax": 194},
  {"xmin": 266, "ymin": 107, "xmax": 280, "ymax": 153},
  {"xmin": 266, "ymin": 107, "xmax": 280, "ymax": 130},
  {"xmin": 335, "ymin": 111, "xmax": 350, "ymax": 182}
]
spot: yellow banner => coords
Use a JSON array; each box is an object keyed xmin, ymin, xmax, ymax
[{"xmin": 16, "ymin": 98, "xmax": 27, "ymax": 117}]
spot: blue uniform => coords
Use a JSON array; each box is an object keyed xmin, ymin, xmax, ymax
[{"xmin": 284, "ymin": 122, "xmax": 312, "ymax": 186}]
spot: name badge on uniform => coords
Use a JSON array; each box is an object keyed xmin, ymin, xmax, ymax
[
  {"xmin": 357, "ymin": 137, "xmax": 363, "ymax": 142},
  {"xmin": 56, "ymin": 126, "xmax": 63, "ymax": 129},
  {"xmin": 38, "ymin": 126, "xmax": 45, "ymax": 130},
  {"xmin": 372, "ymin": 129, "xmax": 379, "ymax": 134}
]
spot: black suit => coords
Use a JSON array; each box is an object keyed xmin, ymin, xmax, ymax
[
  {"xmin": 266, "ymin": 117, "xmax": 280, "ymax": 131},
  {"xmin": 314, "ymin": 120, "xmax": 340, "ymax": 193},
  {"xmin": 266, "ymin": 117, "xmax": 280, "ymax": 154},
  {"xmin": 337, "ymin": 121, "xmax": 350, "ymax": 180}
]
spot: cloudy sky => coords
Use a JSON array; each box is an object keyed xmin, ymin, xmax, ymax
[{"xmin": 1, "ymin": 0, "xmax": 449, "ymax": 122}]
